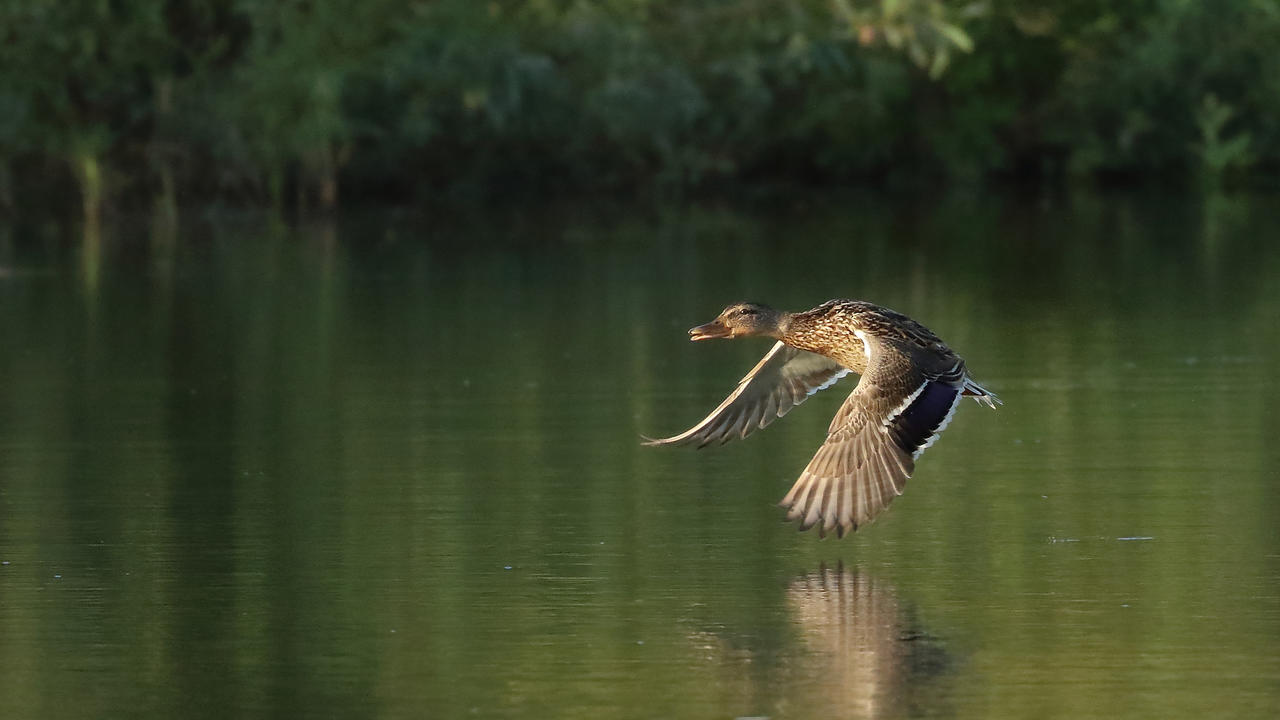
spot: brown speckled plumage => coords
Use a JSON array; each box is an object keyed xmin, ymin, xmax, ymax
[{"xmin": 645, "ymin": 299, "xmax": 1000, "ymax": 538}]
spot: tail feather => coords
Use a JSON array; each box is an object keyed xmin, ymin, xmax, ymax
[{"xmin": 961, "ymin": 377, "xmax": 1002, "ymax": 409}]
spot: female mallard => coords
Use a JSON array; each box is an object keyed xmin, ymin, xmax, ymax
[{"xmin": 646, "ymin": 300, "xmax": 1000, "ymax": 538}]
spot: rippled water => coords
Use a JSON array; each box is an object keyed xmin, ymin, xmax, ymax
[{"xmin": 1, "ymin": 191, "xmax": 1278, "ymax": 719}]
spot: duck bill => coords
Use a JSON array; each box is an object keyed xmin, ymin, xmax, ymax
[{"xmin": 689, "ymin": 319, "xmax": 733, "ymax": 341}]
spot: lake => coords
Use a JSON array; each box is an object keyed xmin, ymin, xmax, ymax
[{"xmin": 1, "ymin": 190, "xmax": 1278, "ymax": 719}]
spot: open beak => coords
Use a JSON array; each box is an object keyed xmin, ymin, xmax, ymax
[{"xmin": 689, "ymin": 319, "xmax": 733, "ymax": 341}]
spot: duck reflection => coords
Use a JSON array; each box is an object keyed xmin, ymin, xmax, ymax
[
  {"xmin": 784, "ymin": 564, "xmax": 950, "ymax": 718},
  {"xmin": 691, "ymin": 564, "xmax": 950, "ymax": 719}
]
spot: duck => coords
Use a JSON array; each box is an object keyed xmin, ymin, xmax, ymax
[{"xmin": 645, "ymin": 299, "xmax": 1000, "ymax": 538}]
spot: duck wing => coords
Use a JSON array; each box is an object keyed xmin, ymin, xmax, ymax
[
  {"xmin": 779, "ymin": 336, "xmax": 965, "ymax": 537},
  {"xmin": 644, "ymin": 341, "xmax": 850, "ymax": 448}
]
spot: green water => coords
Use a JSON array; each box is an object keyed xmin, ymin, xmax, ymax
[{"xmin": 1, "ymin": 191, "xmax": 1278, "ymax": 719}]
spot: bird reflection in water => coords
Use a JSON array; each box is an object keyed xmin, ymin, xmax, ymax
[
  {"xmin": 784, "ymin": 565, "xmax": 951, "ymax": 718},
  {"xmin": 691, "ymin": 564, "xmax": 951, "ymax": 719}
]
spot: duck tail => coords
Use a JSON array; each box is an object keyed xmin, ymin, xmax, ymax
[{"xmin": 960, "ymin": 377, "xmax": 1002, "ymax": 409}]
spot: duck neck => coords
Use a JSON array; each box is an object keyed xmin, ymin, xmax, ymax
[
  {"xmin": 779, "ymin": 308, "xmax": 865, "ymax": 372},
  {"xmin": 778, "ymin": 311, "xmax": 825, "ymax": 353},
  {"xmin": 767, "ymin": 310, "xmax": 794, "ymax": 341}
]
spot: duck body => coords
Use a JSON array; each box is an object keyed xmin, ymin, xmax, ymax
[
  {"xmin": 785, "ymin": 300, "xmax": 958, "ymax": 374},
  {"xmin": 647, "ymin": 299, "xmax": 1000, "ymax": 538}
]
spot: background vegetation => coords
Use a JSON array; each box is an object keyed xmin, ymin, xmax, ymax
[{"xmin": 2, "ymin": 0, "xmax": 1278, "ymax": 220}]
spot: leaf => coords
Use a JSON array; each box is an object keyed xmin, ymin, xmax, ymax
[
  {"xmin": 908, "ymin": 41, "xmax": 928, "ymax": 69},
  {"xmin": 934, "ymin": 21, "xmax": 974, "ymax": 53},
  {"xmin": 929, "ymin": 48, "xmax": 951, "ymax": 79},
  {"xmin": 883, "ymin": 25, "xmax": 903, "ymax": 49}
]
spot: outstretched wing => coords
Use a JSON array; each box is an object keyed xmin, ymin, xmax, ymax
[
  {"xmin": 779, "ymin": 336, "xmax": 963, "ymax": 537},
  {"xmin": 644, "ymin": 341, "xmax": 850, "ymax": 449}
]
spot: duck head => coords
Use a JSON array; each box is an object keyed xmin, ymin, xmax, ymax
[{"xmin": 689, "ymin": 302, "xmax": 789, "ymax": 341}]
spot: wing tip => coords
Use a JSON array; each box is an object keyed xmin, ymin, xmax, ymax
[
  {"xmin": 641, "ymin": 433, "xmax": 703, "ymax": 448},
  {"xmin": 640, "ymin": 433, "xmax": 675, "ymax": 447},
  {"xmin": 779, "ymin": 476, "xmax": 864, "ymax": 539},
  {"xmin": 787, "ymin": 506, "xmax": 861, "ymax": 538}
]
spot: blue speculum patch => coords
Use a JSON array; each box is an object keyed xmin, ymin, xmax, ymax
[{"xmin": 890, "ymin": 382, "xmax": 959, "ymax": 455}]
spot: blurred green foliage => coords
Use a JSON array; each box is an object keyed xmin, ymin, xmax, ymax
[{"xmin": 2, "ymin": 0, "xmax": 1279, "ymax": 213}]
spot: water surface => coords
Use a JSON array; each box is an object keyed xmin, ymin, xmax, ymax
[{"xmin": 1, "ymin": 191, "xmax": 1278, "ymax": 718}]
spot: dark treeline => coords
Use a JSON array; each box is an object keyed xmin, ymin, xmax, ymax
[{"xmin": 2, "ymin": 0, "xmax": 1277, "ymax": 220}]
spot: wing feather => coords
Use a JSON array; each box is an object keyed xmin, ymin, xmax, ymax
[
  {"xmin": 644, "ymin": 342, "xmax": 850, "ymax": 448},
  {"xmin": 778, "ymin": 333, "xmax": 967, "ymax": 536}
]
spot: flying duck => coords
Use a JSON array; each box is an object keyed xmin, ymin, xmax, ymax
[{"xmin": 646, "ymin": 299, "xmax": 1000, "ymax": 537}]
